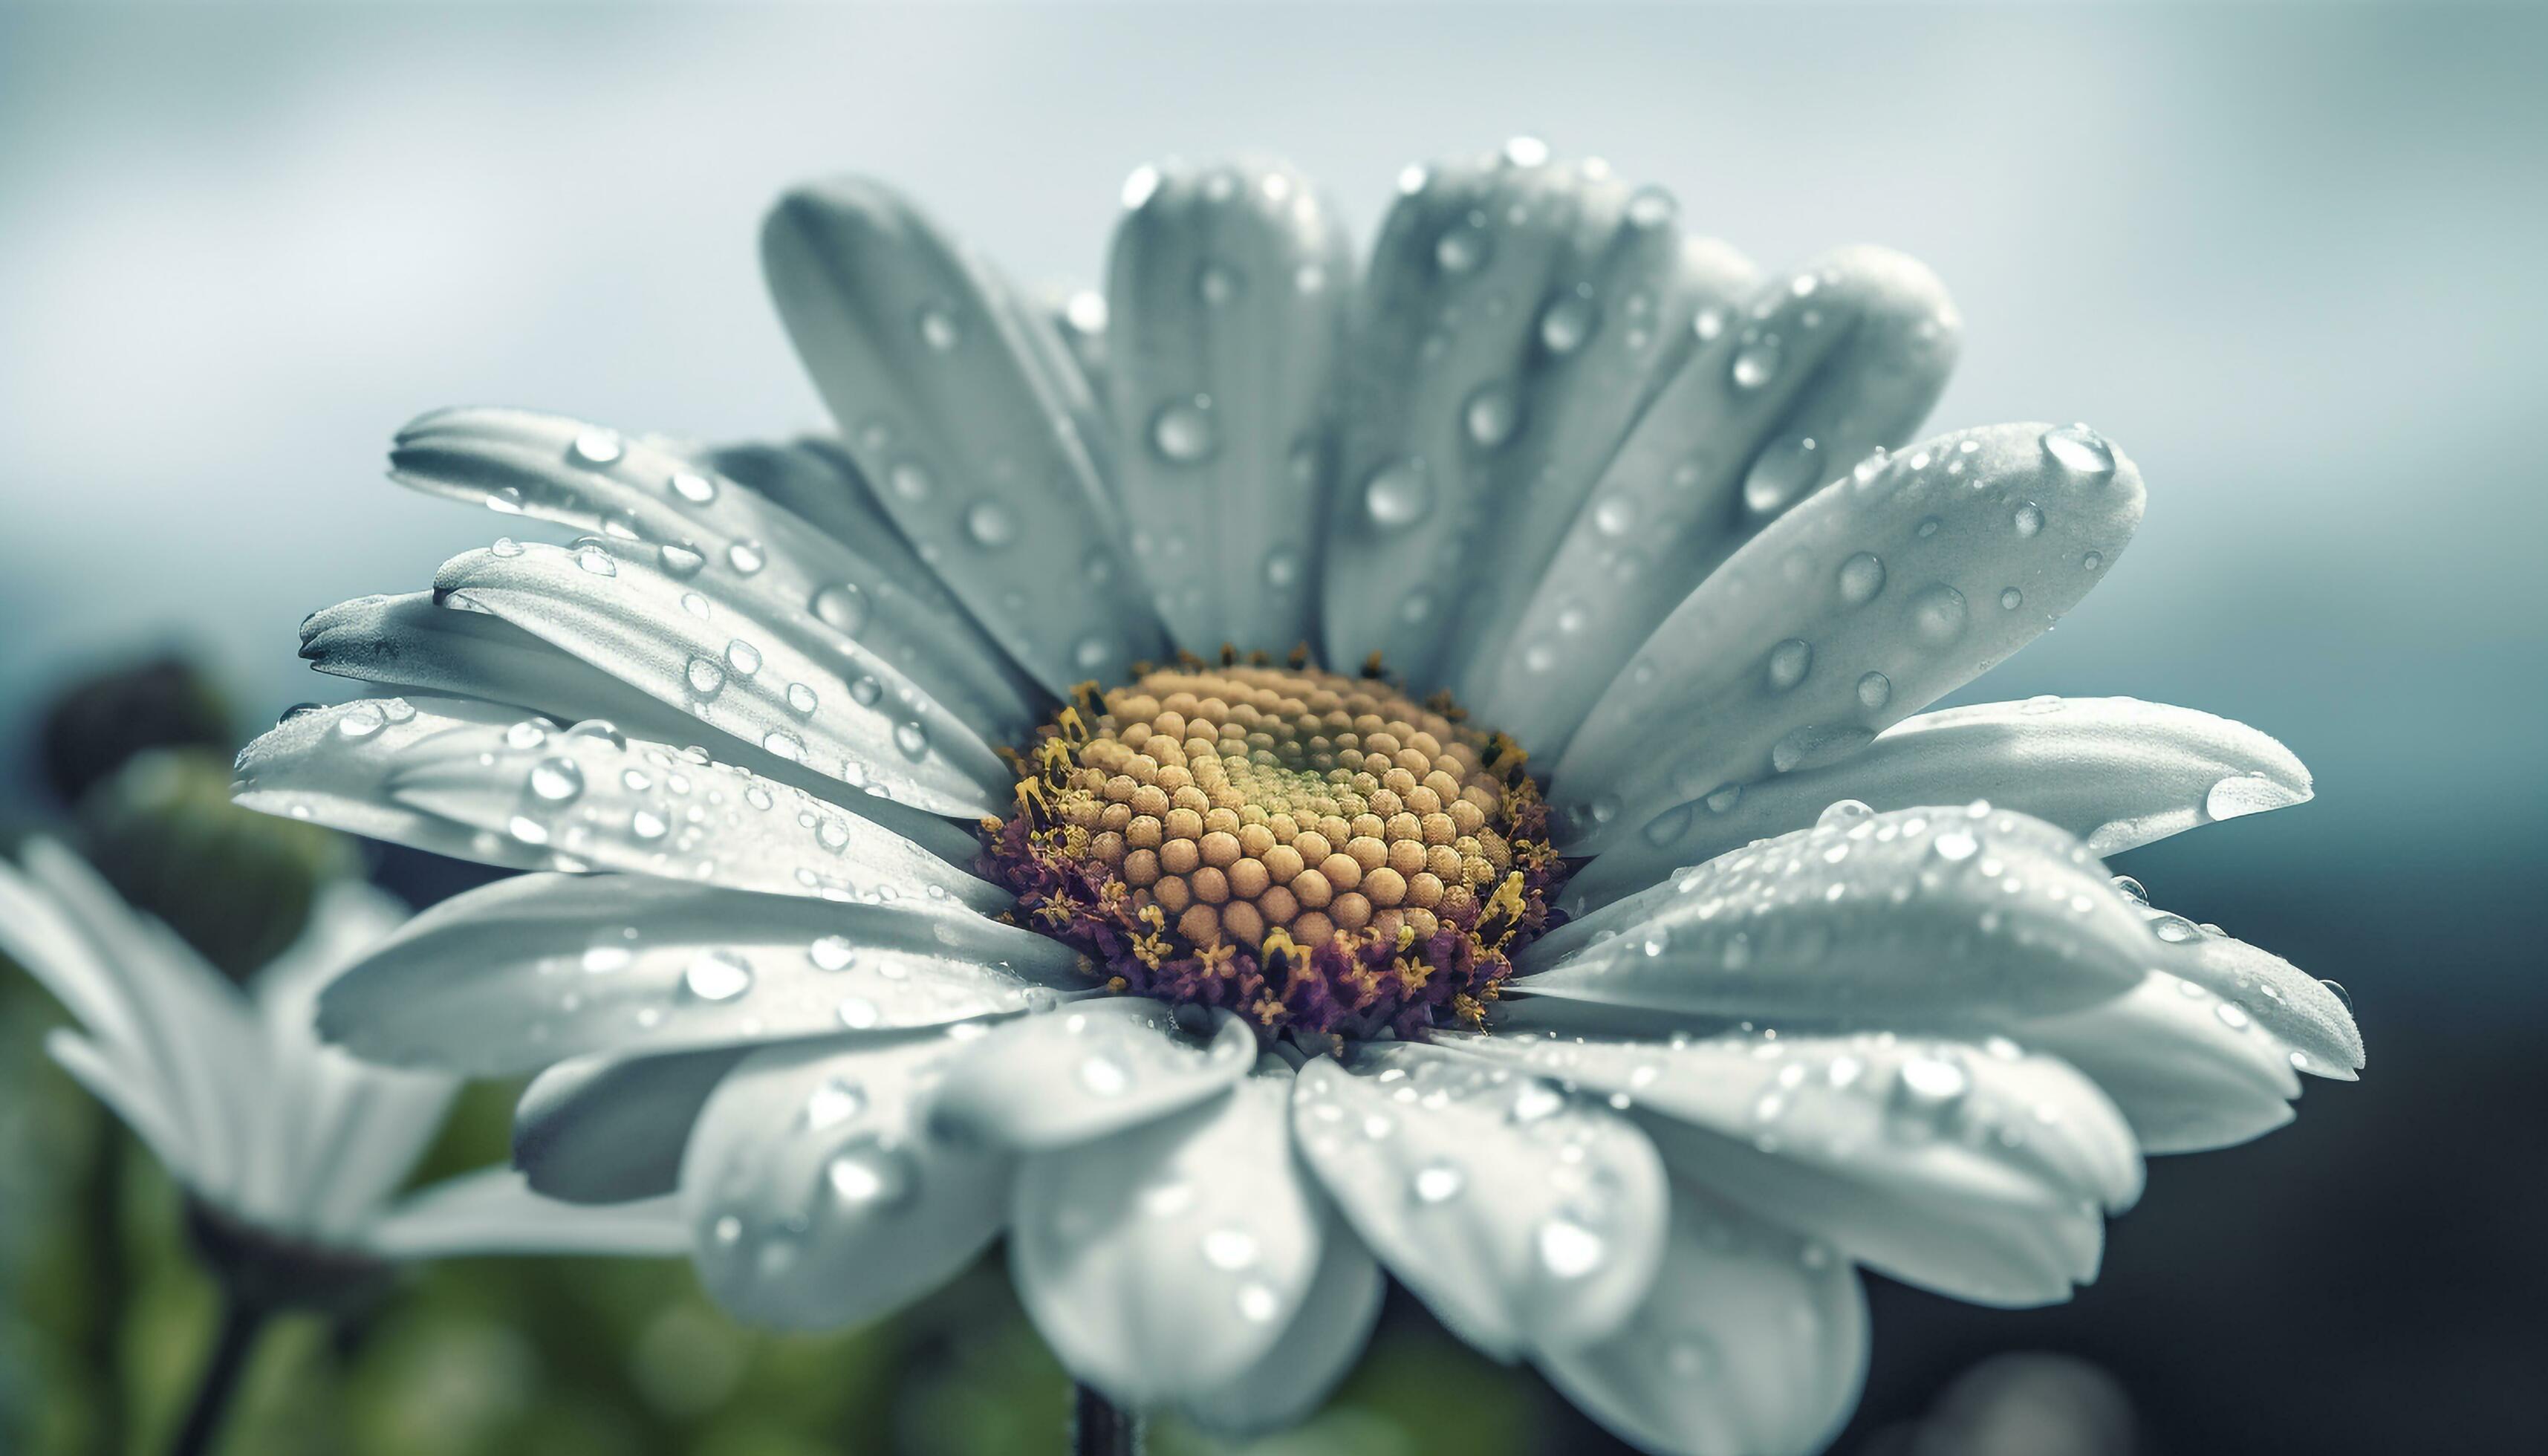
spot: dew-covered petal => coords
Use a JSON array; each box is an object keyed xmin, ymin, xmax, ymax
[
  {"xmin": 933, "ymin": 998, "xmax": 1257, "ymax": 1151},
  {"xmin": 681, "ymin": 1033, "xmax": 1010, "ymax": 1329},
  {"xmin": 316, "ymin": 874, "xmax": 1090, "ymax": 1076},
  {"xmin": 761, "ymin": 177, "xmax": 1166, "ymax": 692},
  {"xmin": 366, "ymin": 1168, "xmax": 689, "ymax": 1258},
  {"xmin": 1516, "ymin": 805, "xmax": 2151, "ymax": 1024},
  {"xmin": 434, "ymin": 537, "xmax": 1006, "ymax": 819},
  {"xmin": 377, "ymin": 709, "xmax": 1006, "ymax": 910},
  {"xmin": 392, "ymin": 409, "xmax": 1039, "ymax": 736},
  {"xmin": 1553, "ymin": 422, "xmax": 2146, "ymax": 854},
  {"xmin": 1572, "ymin": 698, "xmax": 2315, "ymax": 912},
  {"xmin": 513, "ymin": 1045, "xmax": 748, "ymax": 1203},
  {"xmin": 1290, "ymin": 1041, "xmax": 1667, "ymax": 1358},
  {"xmin": 294, "ymin": 601, "xmax": 977, "ymax": 859},
  {"xmin": 1536, "ymin": 1184, "xmax": 1868, "ymax": 1456},
  {"xmin": 1178, "ymin": 1217, "xmax": 1384, "ymax": 1439},
  {"xmin": 1458, "ymin": 1030, "xmax": 2136, "ymax": 1307},
  {"xmin": 2139, "ymin": 906, "xmax": 2362, "ymax": 1079},
  {"xmin": 1463, "ymin": 246, "xmax": 1957, "ymax": 754},
  {"xmin": 1105, "ymin": 159, "xmax": 1352, "ymax": 655},
  {"xmin": 233, "ymin": 696, "xmax": 562, "ymax": 871},
  {"xmin": 1012, "ymin": 1062, "xmax": 1323, "ymax": 1405},
  {"xmin": 1320, "ymin": 148, "xmax": 1718, "ymax": 686},
  {"xmin": 2015, "ymin": 971, "xmax": 2302, "ymax": 1154}
]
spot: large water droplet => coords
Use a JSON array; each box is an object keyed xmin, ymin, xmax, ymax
[
  {"xmin": 1538, "ymin": 294, "xmax": 1599, "ymax": 355},
  {"xmin": 2012, "ymin": 501, "xmax": 2044, "ymax": 538},
  {"xmin": 569, "ymin": 429, "xmax": 624, "ymax": 467},
  {"xmin": 1364, "ymin": 461, "xmax": 1431, "ymax": 528},
  {"xmin": 1856, "ymin": 671, "xmax": 1893, "ymax": 710},
  {"xmin": 1151, "ymin": 396, "xmax": 1218, "ymax": 464},
  {"xmin": 813, "ymin": 583, "xmax": 868, "ymax": 634},
  {"xmin": 686, "ymin": 656, "xmax": 727, "ymax": 696},
  {"xmin": 683, "ymin": 950, "xmax": 753, "ymax": 1002},
  {"xmin": 2206, "ymin": 772, "xmax": 2305, "ymax": 821},
  {"xmin": 337, "ymin": 704, "xmax": 386, "ymax": 739},
  {"xmin": 529, "ymin": 756, "xmax": 584, "ymax": 802},
  {"xmin": 894, "ymin": 722, "xmax": 930, "ymax": 760},
  {"xmin": 725, "ymin": 639, "xmax": 762, "ymax": 677},
  {"xmin": 1908, "ymin": 584, "xmax": 1970, "ymax": 645},
  {"xmin": 1766, "ymin": 638, "xmax": 1813, "ymax": 692},
  {"xmin": 1837, "ymin": 551, "xmax": 1886, "ymax": 606},
  {"xmin": 2041, "ymin": 424, "xmax": 2116, "ymax": 479},
  {"xmin": 966, "ymin": 500, "xmax": 1018, "ymax": 547},
  {"xmin": 1730, "ymin": 336, "xmax": 1782, "ymax": 389},
  {"xmin": 1463, "ymin": 380, "xmax": 1521, "ymax": 449},
  {"xmin": 1743, "ymin": 436, "xmax": 1821, "ymax": 515}
]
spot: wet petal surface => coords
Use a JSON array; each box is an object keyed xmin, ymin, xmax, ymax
[{"xmin": 933, "ymin": 998, "xmax": 1257, "ymax": 1151}]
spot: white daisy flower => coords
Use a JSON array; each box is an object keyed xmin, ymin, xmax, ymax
[
  {"xmin": 0, "ymin": 839, "xmax": 687, "ymax": 1271},
  {"xmin": 232, "ymin": 142, "xmax": 2360, "ymax": 1455}
]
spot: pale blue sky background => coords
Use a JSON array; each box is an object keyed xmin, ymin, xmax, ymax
[{"xmin": 3, "ymin": 2, "xmax": 2542, "ymax": 1005}]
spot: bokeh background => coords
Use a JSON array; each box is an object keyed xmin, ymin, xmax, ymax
[{"xmin": 2, "ymin": 2, "xmax": 2542, "ymax": 1453}]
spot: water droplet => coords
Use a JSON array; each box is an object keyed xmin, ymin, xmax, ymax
[
  {"xmin": 570, "ymin": 429, "xmax": 623, "ymax": 467},
  {"xmin": 810, "ymin": 935, "xmax": 857, "ymax": 972},
  {"xmin": 1463, "ymin": 380, "xmax": 1521, "ymax": 447},
  {"xmin": 574, "ymin": 545, "xmax": 617, "ymax": 576},
  {"xmin": 850, "ymin": 677, "xmax": 884, "ymax": 707},
  {"xmin": 2012, "ymin": 501, "xmax": 2044, "ymax": 538},
  {"xmin": 888, "ymin": 462, "xmax": 932, "ymax": 502},
  {"xmin": 1078, "ymin": 1053, "xmax": 1131, "ymax": 1097},
  {"xmin": 1743, "ymin": 436, "xmax": 1821, "ymax": 515},
  {"xmin": 1150, "ymin": 396, "xmax": 1218, "ymax": 464},
  {"xmin": 686, "ymin": 656, "xmax": 727, "ymax": 696},
  {"xmin": 1836, "ymin": 551, "xmax": 1886, "ymax": 606},
  {"xmin": 680, "ymin": 591, "xmax": 711, "ymax": 619},
  {"xmin": 825, "ymin": 1144, "xmax": 914, "ymax": 1208},
  {"xmin": 1856, "ymin": 671, "xmax": 1893, "ymax": 710},
  {"xmin": 787, "ymin": 683, "xmax": 819, "ymax": 715},
  {"xmin": 1818, "ymin": 799, "xmax": 1875, "ymax": 829},
  {"xmin": 485, "ymin": 486, "xmax": 524, "ymax": 515},
  {"xmin": 1501, "ymin": 135, "xmax": 1550, "ymax": 168},
  {"xmin": 805, "ymin": 1077, "xmax": 866, "ymax": 1129},
  {"xmin": 630, "ymin": 809, "xmax": 667, "ymax": 842},
  {"xmin": 761, "ymin": 730, "xmax": 805, "ymax": 762},
  {"xmin": 1693, "ymin": 306, "xmax": 1726, "ymax": 342},
  {"xmin": 504, "ymin": 720, "xmax": 549, "ymax": 751},
  {"xmin": 1766, "ymin": 638, "xmax": 1813, "ymax": 692},
  {"xmin": 669, "ymin": 469, "xmax": 717, "ymax": 504},
  {"xmin": 1625, "ymin": 186, "xmax": 1676, "ymax": 227},
  {"xmin": 916, "ymin": 302, "xmax": 961, "ymax": 351},
  {"xmin": 894, "ymin": 722, "xmax": 930, "ymax": 760},
  {"xmin": 2041, "ymin": 424, "xmax": 2116, "ymax": 479},
  {"xmin": 813, "ymin": 583, "xmax": 868, "ymax": 634},
  {"xmin": 836, "ymin": 996, "xmax": 880, "ymax": 1030},
  {"xmin": 2000, "ymin": 587, "xmax": 2024, "ymax": 611},
  {"xmin": 1537, "ymin": 1219, "xmax": 1605, "ymax": 1278},
  {"xmin": 1592, "ymin": 496, "xmax": 1635, "ymax": 536},
  {"xmin": 1364, "ymin": 461, "xmax": 1431, "ymax": 528},
  {"xmin": 1908, "ymin": 584, "xmax": 1970, "ymax": 645},
  {"xmin": 2206, "ymin": 772, "xmax": 2304, "ymax": 821},
  {"xmin": 1262, "ymin": 549, "xmax": 1303, "ymax": 590},
  {"xmin": 1411, "ymin": 1163, "xmax": 1466, "ymax": 1204},
  {"xmin": 1931, "ymin": 829, "xmax": 1979, "ymax": 863},
  {"xmin": 725, "ymin": 639, "xmax": 762, "ymax": 677},
  {"xmin": 1435, "ymin": 220, "xmax": 1492, "ymax": 275},
  {"xmin": 337, "ymin": 704, "xmax": 386, "ymax": 739},
  {"xmin": 727, "ymin": 540, "xmax": 765, "ymax": 574},
  {"xmin": 966, "ymin": 500, "xmax": 1018, "ymax": 547},
  {"xmin": 1538, "ymin": 295, "xmax": 1599, "ymax": 355},
  {"xmin": 1192, "ymin": 261, "xmax": 1242, "ymax": 306},
  {"xmin": 529, "ymin": 756, "xmax": 584, "ymax": 802},
  {"xmin": 1894, "ymin": 1055, "xmax": 1969, "ymax": 1110},
  {"xmin": 1730, "ymin": 336, "xmax": 1782, "ymax": 389},
  {"xmin": 1642, "ymin": 802, "xmax": 1694, "ymax": 847},
  {"xmin": 2081, "ymin": 550, "xmax": 2105, "ymax": 572},
  {"xmin": 683, "ymin": 950, "xmax": 753, "ymax": 1002},
  {"xmin": 1121, "ymin": 164, "xmax": 1161, "ymax": 209}
]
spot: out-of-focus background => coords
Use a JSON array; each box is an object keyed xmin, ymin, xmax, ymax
[{"xmin": 1, "ymin": 3, "xmax": 2541, "ymax": 1454}]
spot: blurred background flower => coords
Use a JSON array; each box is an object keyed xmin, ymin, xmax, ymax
[{"xmin": 1, "ymin": 3, "xmax": 2541, "ymax": 1455}]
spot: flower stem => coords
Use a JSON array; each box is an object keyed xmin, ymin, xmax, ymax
[
  {"xmin": 1072, "ymin": 1381, "xmax": 1143, "ymax": 1456},
  {"xmin": 168, "ymin": 1291, "xmax": 268, "ymax": 1456}
]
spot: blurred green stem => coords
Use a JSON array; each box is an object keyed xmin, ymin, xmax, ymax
[
  {"xmin": 1073, "ymin": 1382, "xmax": 1142, "ymax": 1456},
  {"xmin": 168, "ymin": 1293, "xmax": 267, "ymax": 1456}
]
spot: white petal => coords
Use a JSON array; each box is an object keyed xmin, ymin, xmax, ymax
[
  {"xmin": 682, "ymin": 1033, "xmax": 1008, "ymax": 1329},
  {"xmin": 316, "ymin": 873, "xmax": 1090, "ymax": 1075},
  {"xmin": 514, "ymin": 1045, "xmax": 748, "ymax": 1203},
  {"xmin": 1552, "ymin": 422, "xmax": 2146, "ymax": 854},
  {"xmin": 1515, "ymin": 805, "xmax": 2150, "ymax": 1024},
  {"xmin": 933, "ymin": 998, "xmax": 1256, "ymax": 1151},
  {"xmin": 1537, "ymin": 1184, "xmax": 1868, "ymax": 1456},
  {"xmin": 1178, "ymin": 1217, "xmax": 1385, "ymax": 1438},
  {"xmin": 1012, "ymin": 1062, "xmax": 1323, "ymax": 1405},
  {"xmin": 1570, "ymin": 698, "xmax": 2315, "ymax": 914},
  {"xmin": 434, "ymin": 538, "xmax": 1007, "ymax": 819},
  {"xmin": 45, "ymin": 1028, "xmax": 195, "ymax": 1185},
  {"xmin": 761, "ymin": 177, "xmax": 1166, "ymax": 693},
  {"xmin": 379, "ymin": 710, "xmax": 1005, "ymax": 909},
  {"xmin": 1465, "ymin": 245, "xmax": 1957, "ymax": 755},
  {"xmin": 1457, "ymin": 1030, "xmax": 2136, "ymax": 1307},
  {"xmin": 2141, "ymin": 907, "xmax": 2362, "ymax": 1079},
  {"xmin": 1290, "ymin": 1042, "xmax": 1667, "ymax": 1358},
  {"xmin": 250, "ymin": 668, "xmax": 975, "ymax": 865},
  {"xmin": 1104, "ymin": 158, "xmax": 1352, "ymax": 656},
  {"xmin": 391, "ymin": 408, "xmax": 1039, "ymax": 736},
  {"xmin": 1320, "ymin": 152, "xmax": 1712, "ymax": 686},
  {"xmin": 2016, "ymin": 971, "xmax": 2302, "ymax": 1155},
  {"xmin": 368, "ymin": 1167, "xmax": 688, "ymax": 1258}
]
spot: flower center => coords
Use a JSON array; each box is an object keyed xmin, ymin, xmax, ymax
[{"xmin": 982, "ymin": 654, "xmax": 1568, "ymax": 1044}]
